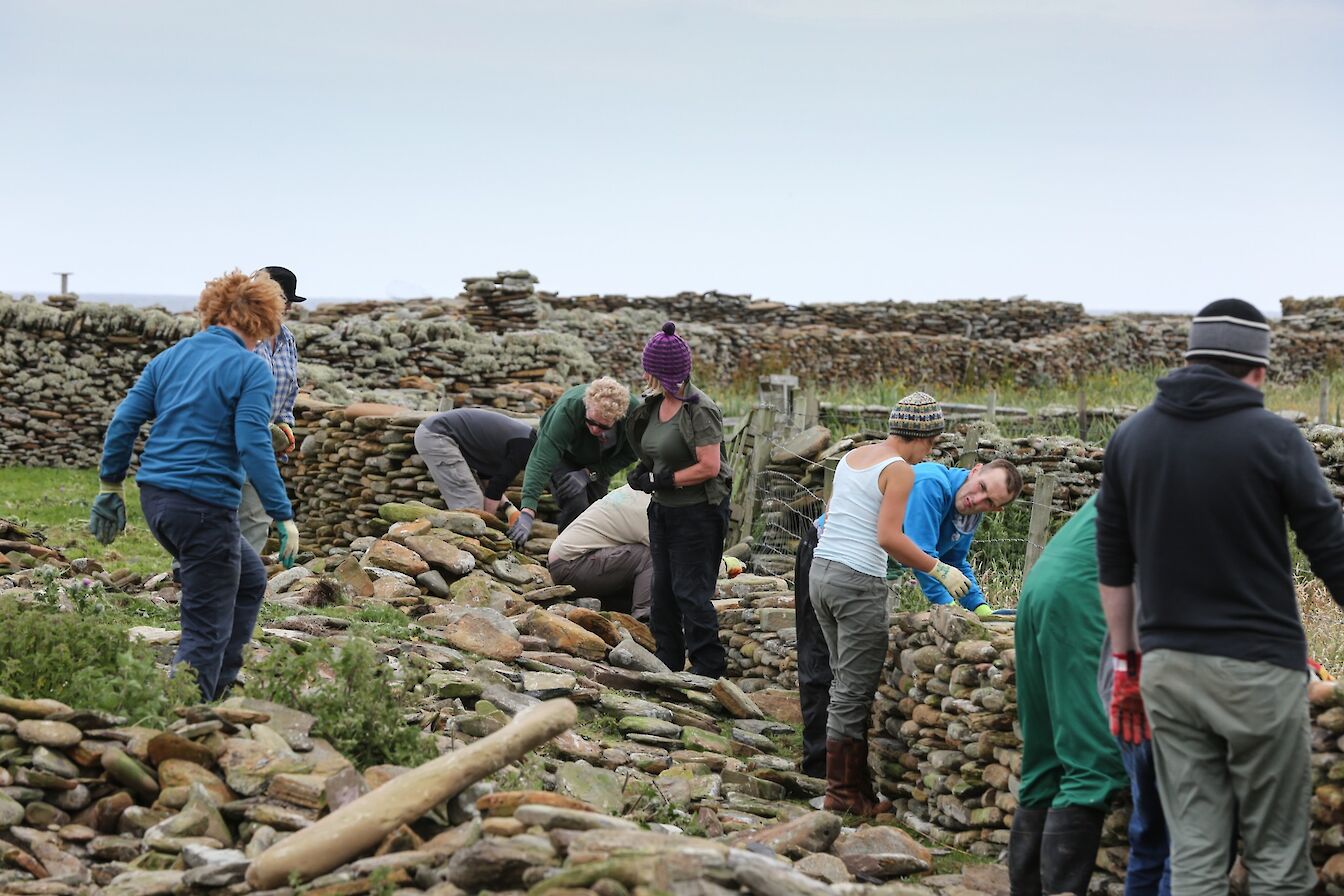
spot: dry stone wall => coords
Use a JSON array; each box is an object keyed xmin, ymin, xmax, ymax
[
  {"xmin": 0, "ymin": 295, "xmax": 596, "ymax": 469},
  {"xmin": 874, "ymin": 605, "xmax": 1344, "ymax": 882},
  {"xmin": 3, "ymin": 283, "xmax": 1341, "ymax": 470},
  {"xmin": 748, "ymin": 422, "xmax": 1344, "ymax": 576}
]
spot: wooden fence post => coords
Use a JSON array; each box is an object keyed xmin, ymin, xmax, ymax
[
  {"xmin": 1023, "ymin": 473, "xmax": 1059, "ymax": 577},
  {"xmin": 822, "ymin": 455, "xmax": 841, "ymax": 505},
  {"xmin": 987, "ymin": 388, "xmax": 997, "ymax": 423},
  {"xmin": 734, "ymin": 406, "xmax": 776, "ymax": 545},
  {"xmin": 1077, "ymin": 387, "xmax": 1089, "ymax": 442},
  {"xmin": 960, "ymin": 425, "xmax": 982, "ymax": 469},
  {"xmin": 797, "ymin": 392, "xmax": 821, "ymax": 431},
  {"xmin": 1319, "ymin": 379, "xmax": 1330, "ymax": 425}
]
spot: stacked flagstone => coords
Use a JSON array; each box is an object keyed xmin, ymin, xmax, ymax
[
  {"xmin": 871, "ymin": 604, "xmax": 1344, "ymax": 890},
  {"xmin": 716, "ymin": 575, "xmax": 799, "ymax": 692}
]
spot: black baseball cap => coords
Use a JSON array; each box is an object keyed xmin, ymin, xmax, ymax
[{"xmin": 263, "ymin": 266, "xmax": 307, "ymax": 304}]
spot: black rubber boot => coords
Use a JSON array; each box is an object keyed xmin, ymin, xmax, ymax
[
  {"xmin": 1008, "ymin": 805, "xmax": 1049, "ymax": 896},
  {"xmin": 1039, "ymin": 805, "xmax": 1106, "ymax": 896}
]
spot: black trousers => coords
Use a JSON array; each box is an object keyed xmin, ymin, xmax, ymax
[
  {"xmin": 647, "ymin": 497, "xmax": 730, "ymax": 678},
  {"xmin": 795, "ymin": 521, "xmax": 831, "ymax": 778}
]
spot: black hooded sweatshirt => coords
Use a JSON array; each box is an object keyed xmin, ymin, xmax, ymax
[{"xmin": 1095, "ymin": 365, "xmax": 1344, "ymax": 671}]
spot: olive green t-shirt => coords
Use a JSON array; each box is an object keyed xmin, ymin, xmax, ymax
[{"xmin": 640, "ymin": 406, "xmax": 707, "ymax": 507}]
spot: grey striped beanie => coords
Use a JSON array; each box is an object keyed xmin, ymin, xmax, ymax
[
  {"xmin": 889, "ymin": 391, "xmax": 945, "ymax": 438},
  {"xmin": 1185, "ymin": 298, "xmax": 1270, "ymax": 367}
]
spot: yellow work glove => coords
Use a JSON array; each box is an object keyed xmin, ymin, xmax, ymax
[{"xmin": 929, "ymin": 560, "xmax": 971, "ymax": 598}]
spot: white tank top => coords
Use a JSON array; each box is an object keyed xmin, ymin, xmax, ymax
[{"xmin": 813, "ymin": 452, "xmax": 906, "ymax": 578}]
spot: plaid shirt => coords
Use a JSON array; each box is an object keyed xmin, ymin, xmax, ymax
[{"xmin": 254, "ymin": 324, "xmax": 299, "ymax": 425}]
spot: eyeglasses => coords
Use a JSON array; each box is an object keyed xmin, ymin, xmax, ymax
[{"xmin": 585, "ymin": 417, "xmax": 614, "ymax": 432}]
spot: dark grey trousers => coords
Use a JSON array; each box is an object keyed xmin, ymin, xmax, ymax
[{"xmin": 548, "ymin": 544, "xmax": 652, "ymax": 622}]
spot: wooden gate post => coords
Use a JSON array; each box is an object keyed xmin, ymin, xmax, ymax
[
  {"xmin": 1023, "ymin": 473, "xmax": 1059, "ymax": 577},
  {"xmin": 960, "ymin": 425, "xmax": 982, "ymax": 469}
]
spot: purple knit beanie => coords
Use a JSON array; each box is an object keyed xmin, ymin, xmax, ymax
[{"xmin": 642, "ymin": 321, "xmax": 693, "ymax": 398}]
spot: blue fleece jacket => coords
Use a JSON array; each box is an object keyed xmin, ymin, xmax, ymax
[
  {"xmin": 895, "ymin": 462, "xmax": 986, "ymax": 610},
  {"xmin": 99, "ymin": 326, "xmax": 294, "ymax": 521}
]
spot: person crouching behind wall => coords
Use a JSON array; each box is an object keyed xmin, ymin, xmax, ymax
[
  {"xmin": 625, "ymin": 322, "xmax": 732, "ymax": 679},
  {"xmin": 811, "ymin": 392, "xmax": 972, "ymax": 817},
  {"xmin": 90, "ymin": 270, "xmax": 300, "ymax": 702}
]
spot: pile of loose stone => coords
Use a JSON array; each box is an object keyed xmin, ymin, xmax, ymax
[{"xmin": 0, "ymin": 505, "xmax": 1016, "ymax": 896}]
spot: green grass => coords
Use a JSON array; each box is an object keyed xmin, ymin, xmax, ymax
[{"xmin": 0, "ymin": 466, "xmax": 170, "ymax": 575}]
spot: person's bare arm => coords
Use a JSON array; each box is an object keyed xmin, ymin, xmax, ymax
[{"xmin": 674, "ymin": 443, "xmax": 721, "ymax": 487}]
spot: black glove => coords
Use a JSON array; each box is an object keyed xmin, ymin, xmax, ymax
[
  {"xmin": 627, "ymin": 464, "xmax": 675, "ymax": 493},
  {"xmin": 552, "ymin": 468, "xmax": 590, "ymax": 502}
]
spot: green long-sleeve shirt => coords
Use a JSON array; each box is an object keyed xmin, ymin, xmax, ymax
[{"xmin": 519, "ymin": 384, "xmax": 640, "ymax": 512}]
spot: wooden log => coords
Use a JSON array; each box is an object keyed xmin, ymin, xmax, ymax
[{"xmin": 246, "ymin": 698, "xmax": 578, "ymax": 888}]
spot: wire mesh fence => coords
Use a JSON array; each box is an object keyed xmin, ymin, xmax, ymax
[{"xmin": 726, "ymin": 400, "xmax": 1344, "ymax": 673}]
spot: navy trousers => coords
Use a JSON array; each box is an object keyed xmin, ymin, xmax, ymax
[
  {"xmin": 647, "ymin": 497, "xmax": 729, "ymax": 678},
  {"xmin": 140, "ymin": 484, "xmax": 267, "ymax": 701},
  {"xmin": 1118, "ymin": 738, "xmax": 1172, "ymax": 896}
]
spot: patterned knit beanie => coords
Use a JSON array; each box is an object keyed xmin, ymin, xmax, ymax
[
  {"xmin": 1185, "ymin": 298, "xmax": 1270, "ymax": 367},
  {"xmin": 888, "ymin": 391, "xmax": 945, "ymax": 439},
  {"xmin": 642, "ymin": 321, "xmax": 693, "ymax": 398}
]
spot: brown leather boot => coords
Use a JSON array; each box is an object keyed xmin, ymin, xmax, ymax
[{"xmin": 823, "ymin": 737, "xmax": 879, "ymax": 816}]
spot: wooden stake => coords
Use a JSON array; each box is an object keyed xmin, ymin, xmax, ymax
[
  {"xmin": 246, "ymin": 699, "xmax": 578, "ymax": 889},
  {"xmin": 1023, "ymin": 473, "xmax": 1059, "ymax": 578}
]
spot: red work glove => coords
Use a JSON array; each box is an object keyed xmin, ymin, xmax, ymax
[{"xmin": 1110, "ymin": 651, "xmax": 1151, "ymax": 744}]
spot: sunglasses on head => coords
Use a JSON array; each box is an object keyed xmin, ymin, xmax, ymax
[{"xmin": 585, "ymin": 417, "xmax": 614, "ymax": 431}]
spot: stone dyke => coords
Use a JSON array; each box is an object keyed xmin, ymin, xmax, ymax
[
  {"xmin": 746, "ymin": 422, "xmax": 1344, "ymax": 577},
  {"xmin": 0, "ymin": 295, "xmax": 596, "ymax": 469},
  {"xmin": 873, "ymin": 605, "xmax": 1344, "ymax": 885},
  {"xmin": 3, "ymin": 281, "xmax": 1341, "ymax": 471}
]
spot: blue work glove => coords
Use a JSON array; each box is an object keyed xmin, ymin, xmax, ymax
[
  {"xmin": 277, "ymin": 520, "xmax": 300, "ymax": 569},
  {"xmin": 508, "ymin": 510, "xmax": 535, "ymax": 548},
  {"xmin": 89, "ymin": 481, "xmax": 127, "ymax": 546},
  {"xmin": 552, "ymin": 468, "xmax": 591, "ymax": 502}
]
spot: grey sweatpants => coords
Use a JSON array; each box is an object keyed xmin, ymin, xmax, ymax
[
  {"xmin": 238, "ymin": 479, "xmax": 271, "ymax": 559},
  {"xmin": 414, "ymin": 429, "xmax": 485, "ymax": 510},
  {"xmin": 548, "ymin": 544, "xmax": 652, "ymax": 622},
  {"xmin": 1142, "ymin": 648, "xmax": 1314, "ymax": 896},
  {"xmin": 809, "ymin": 556, "xmax": 888, "ymax": 740}
]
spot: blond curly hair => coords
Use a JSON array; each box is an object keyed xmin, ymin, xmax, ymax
[
  {"xmin": 584, "ymin": 376, "xmax": 632, "ymax": 422},
  {"xmin": 197, "ymin": 269, "xmax": 285, "ymax": 342}
]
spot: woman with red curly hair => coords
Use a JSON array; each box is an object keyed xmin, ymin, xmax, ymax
[{"xmin": 91, "ymin": 269, "xmax": 300, "ymax": 701}]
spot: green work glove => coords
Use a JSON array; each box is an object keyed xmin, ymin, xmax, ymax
[
  {"xmin": 89, "ymin": 481, "xmax": 127, "ymax": 546},
  {"xmin": 929, "ymin": 560, "xmax": 971, "ymax": 599},
  {"xmin": 277, "ymin": 519, "xmax": 300, "ymax": 569}
]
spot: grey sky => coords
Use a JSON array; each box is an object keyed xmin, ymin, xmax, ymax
[{"xmin": 3, "ymin": 0, "xmax": 1341, "ymax": 314}]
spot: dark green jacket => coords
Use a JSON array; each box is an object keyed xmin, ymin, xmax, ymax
[
  {"xmin": 520, "ymin": 384, "xmax": 641, "ymax": 512},
  {"xmin": 625, "ymin": 384, "xmax": 732, "ymax": 506}
]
